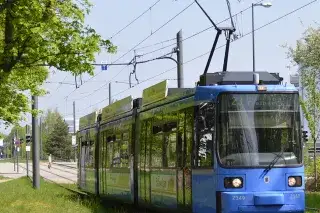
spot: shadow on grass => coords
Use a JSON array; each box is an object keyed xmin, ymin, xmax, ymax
[{"xmin": 64, "ymin": 192, "xmax": 151, "ymax": 213}]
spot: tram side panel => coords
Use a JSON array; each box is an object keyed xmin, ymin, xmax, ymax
[
  {"xmin": 78, "ymin": 127, "xmax": 97, "ymax": 194},
  {"xmin": 99, "ymin": 119, "xmax": 133, "ymax": 203},
  {"xmin": 137, "ymin": 100, "xmax": 194, "ymax": 212}
]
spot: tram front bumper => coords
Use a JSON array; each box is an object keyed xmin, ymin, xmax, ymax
[{"xmin": 220, "ymin": 191, "xmax": 305, "ymax": 212}]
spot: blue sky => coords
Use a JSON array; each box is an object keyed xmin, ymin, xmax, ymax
[{"xmin": 1, "ymin": 0, "xmax": 320, "ymax": 134}]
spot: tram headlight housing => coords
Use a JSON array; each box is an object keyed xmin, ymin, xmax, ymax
[
  {"xmin": 224, "ymin": 177, "xmax": 243, "ymax": 188},
  {"xmin": 288, "ymin": 176, "xmax": 302, "ymax": 187}
]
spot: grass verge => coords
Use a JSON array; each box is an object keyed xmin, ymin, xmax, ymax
[
  {"xmin": 306, "ymin": 192, "xmax": 320, "ymax": 212},
  {"xmin": 0, "ymin": 175, "xmax": 10, "ymax": 180},
  {"xmin": 0, "ymin": 177, "xmax": 118, "ymax": 213},
  {"xmin": 2, "ymin": 177, "xmax": 317, "ymax": 213}
]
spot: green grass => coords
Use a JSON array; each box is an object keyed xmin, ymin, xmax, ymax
[
  {"xmin": 2, "ymin": 176, "xmax": 317, "ymax": 212},
  {"xmin": 0, "ymin": 175, "xmax": 10, "ymax": 180},
  {"xmin": 0, "ymin": 158, "xmax": 15, "ymax": 163},
  {"xmin": 0, "ymin": 158, "xmax": 27, "ymax": 163},
  {"xmin": 0, "ymin": 177, "xmax": 129, "ymax": 213},
  {"xmin": 306, "ymin": 192, "xmax": 320, "ymax": 212}
]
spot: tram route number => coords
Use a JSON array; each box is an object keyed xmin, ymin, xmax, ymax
[
  {"xmin": 232, "ymin": 195, "xmax": 246, "ymax": 201},
  {"xmin": 290, "ymin": 194, "xmax": 300, "ymax": 199}
]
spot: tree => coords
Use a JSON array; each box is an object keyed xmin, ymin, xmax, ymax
[
  {"xmin": 41, "ymin": 108, "xmax": 62, "ymax": 157},
  {"xmin": 0, "ymin": 0, "xmax": 117, "ymax": 125},
  {"xmin": 45, "ymin": 114, "xmax": 71, "ymax": 159},
  {"xmin": 4, "ymin": 124, "xmax": 26, "ymax": 158},
  {"xmin": 287, "ymin": 26, "xmax": 320, "ymax": 188},
  {"xmin": 0, "ymin": 66, "xmax": 48, "ymax": 125}
]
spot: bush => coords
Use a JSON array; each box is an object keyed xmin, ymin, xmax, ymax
[{"xmin": 305, "ymin": 155, "xmax": 320, "ymax": 191}]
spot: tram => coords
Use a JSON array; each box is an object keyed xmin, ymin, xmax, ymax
[{"xmin": 77, "ymin": 71, "xmax": 305, "ymax": 213}]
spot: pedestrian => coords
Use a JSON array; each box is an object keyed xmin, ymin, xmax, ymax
[{"xmin": 48, "ymin": 154, "xmax": 52, "ymax": 169}]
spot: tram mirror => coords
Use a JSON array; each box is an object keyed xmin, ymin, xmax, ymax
[{"xmin": 107, "ymin": 136, "xmax": 112, "ymax": 142}]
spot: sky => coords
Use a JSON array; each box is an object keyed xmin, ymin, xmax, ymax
[{"xmin": 1, "ymin": 0, "xmax": 320, "ymax": 135}]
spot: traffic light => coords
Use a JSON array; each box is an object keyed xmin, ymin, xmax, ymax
[
  {"xmin": 302, "ymin": 130, "xmax": 308, "ymax": 143},
  {"xmin": 26, "ymin": 134, "xmax": 31, "ymax": 143}
]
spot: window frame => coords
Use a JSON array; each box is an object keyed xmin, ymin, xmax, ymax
[
  {"xmin": 216, "ymin": 91, "xmax": 303, "ymax": 169},
  {"xmin": 193, "ymin": 102, "xmax": 215, "ymax": 169}
]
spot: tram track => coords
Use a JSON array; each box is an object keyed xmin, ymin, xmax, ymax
[
  {"xmin": 18, "ymin": 163, "xmax": 77, "ymax": 184},
  {"xmin": 52, "ymin": 162, "xmax": 77, "ymax": 169},
  {"xmin": 50, "ymin": 163, "xmax": 78, "ymax": 175}
]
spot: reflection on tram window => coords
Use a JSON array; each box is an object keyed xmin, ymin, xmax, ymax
[{"xmin": 195, "ymin": 102, "xmax": 215, "ymax": 167}]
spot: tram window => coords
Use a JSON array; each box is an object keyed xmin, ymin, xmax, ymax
[
  {"xmin": 120, "ymin": 132, "xmax": 129, "ymax": 167},
  {"xmin": 163, "ymin": 122, "xmax": 177, "ymax": 132},
  {"xmin": 180, "ymin": 107, "xmax": 193, "ymax": 168},
  {"xmin": 112, "ymin": 134, "xmax": 121, "ymax": 167},
  {"xmin": 107, "ymin": 136, "xmax": 113, "ymax": 168},
  {"xmin": 152, "ymin": 133, "xmax": 163, "ymax": 167},
  {"xmin": 140, "ymin": 122, "xmax": 147, "ymax": 169},
  {"xmin": 195, "ymin": 103, "xmax": 215, "ymax": 167},
  {"xmin": 153, "ymin": 125, "xmax": 162, "ymax": 134},
  {"xmin": 166, "ymin": 132, "xmax": 176, "ymax": 167}
]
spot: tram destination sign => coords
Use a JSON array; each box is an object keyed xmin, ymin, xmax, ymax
[
  {"xmin": 79, "ymin": 111, "xmax": 97, "ymax": 129},
  {"xmin": 101, "ymin": 96, "xmax": 133, "ymax": 121},
  {"xmin": 142, "ymin": 80, "xmax": 168, "ymax": 106}
]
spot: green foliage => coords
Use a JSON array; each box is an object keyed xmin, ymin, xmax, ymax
[
  {"xmin": 3, "ymin": 124, "xmax": 27, "ymax": 158},
  {"xmin": 0, "ymin": 0, "xmax": 117, "ymax": 125},
  {"xmin": 0, "ymin": 132, "xmax": 6, "ymax": 139},
  {"xmin": 41, "ymin": 108, "xmax": 62, "ymax": 157},
  {"xmin": 288, "ymin": 27, "xmax": 320, "ymax": 71},
  {"xmin": 299, "ymin": 73, "xmax": 320, "ymax": 144},
  {"xmin": 0, "ymin": 66, "xmax": 49, "ymax": 125},
  {"xmin": 287, "ymin": 26, "xmax": 320, "ymax": 187},
  {"xmin": 306, "ymin": 192, "xmax": 320, "ymax": 210},
  {"xmin": 287, "ymin": 26, "xmax": 320, "ymax": 147},
  {"xmin": 305, "ymin": 157, "xmax": 320, "ymax": 191},
  {"xmin": 45, "ymin": 113, "xmax": 71, "ymax": 159}
]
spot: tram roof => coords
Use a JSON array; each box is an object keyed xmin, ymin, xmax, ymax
[
  {"xmin": 78, "ymin": 77, "xmax": 298, "ymax": 131},
  {"xmin": 194, "ymin": 84, "xmax": 298, "ymax": 101}
]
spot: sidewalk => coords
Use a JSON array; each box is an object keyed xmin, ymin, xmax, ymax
[{"xmin": 0, "ymin": 163, "xmax": 27, "ymax": 179}]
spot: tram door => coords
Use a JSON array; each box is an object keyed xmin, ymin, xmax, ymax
[
  {"xmin": 79, "ymin": 131, "xmax": 87, "ymax": 189},
  {"xmin": 176, "ymin": 108, "xmax": 193, "ymax": 212},
  {"xmin": 192, "ymin": 103, "xmax": 216, "ymax": 213}
]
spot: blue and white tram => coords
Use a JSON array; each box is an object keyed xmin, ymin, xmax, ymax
[{"xmin": 77, "ymin": 71, "xmax": 305, "ymax": 213}]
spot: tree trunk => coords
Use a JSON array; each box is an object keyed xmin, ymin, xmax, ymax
[{"xmin": 314, "ymin": 138, "xmax": 317, "ymax": 189}]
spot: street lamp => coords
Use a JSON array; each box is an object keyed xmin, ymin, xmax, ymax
[{"xmin": 252, "ymin": 2, "xmax": 272, "ymax": 72}]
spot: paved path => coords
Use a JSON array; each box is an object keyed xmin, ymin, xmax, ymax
[
  {"xmin": 0, "ymin": 163, "xmax": 27, "ymax": 179},
  {"xmin": 0, "ymin": 162, "xmax": 78, "ymax": 184}
]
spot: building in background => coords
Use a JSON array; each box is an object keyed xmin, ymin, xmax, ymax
[{"xmin": 64, "ymin": 118, "xmax": 79, "ymax": 134}]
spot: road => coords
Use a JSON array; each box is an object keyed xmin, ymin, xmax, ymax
[{"xmin": 0, "ymin": 161, "xmax": 78, "ymax": 184}]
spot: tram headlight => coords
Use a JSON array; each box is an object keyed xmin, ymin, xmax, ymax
[
  {"xmin": 232, "ymin": 178, "xmax": 242, "ymax": 187},
  {"xmin": 224, "ymin": 177, "xmax": 243, "ymax": 188},
  {"xmin": 288, "ymin": 176, "xmax": 302, "ymax": 187}
]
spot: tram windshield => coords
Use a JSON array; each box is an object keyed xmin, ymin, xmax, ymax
[{"xmin": 218, "ymin": 93, "xmax": 302, "ymax": 167}]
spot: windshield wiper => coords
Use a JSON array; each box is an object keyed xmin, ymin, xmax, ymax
[{"xmin": 260, "ymin": 151, "xmax": 284, "ymax": 177}]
